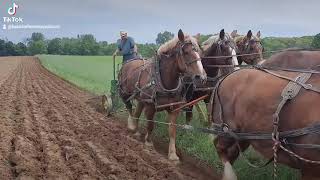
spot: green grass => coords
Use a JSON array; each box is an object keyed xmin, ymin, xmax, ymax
[
  {"xmin": 38, "ymin": 55, "xmax": 299, "ymax": 180},
  {"xmin": 38, "ymin": 55, "xmax": 122, "ymax": 94}
]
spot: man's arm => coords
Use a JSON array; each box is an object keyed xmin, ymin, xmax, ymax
[
  {"xmin": 133, "ymin": 44, "xmax": 138, "ymax": 53},
  {"xmin": 129, "ymin": 37, "xmax": 137, "ymax": 53}
]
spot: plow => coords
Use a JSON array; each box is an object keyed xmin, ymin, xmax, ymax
[{"xmin": 101, "ymin": 55, "xmax": 122, "ymax": 115}]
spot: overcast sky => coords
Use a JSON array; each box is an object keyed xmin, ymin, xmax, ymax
[{"xmin": 1, "ymin": 0, "xmax": 319, "ymax": 43}]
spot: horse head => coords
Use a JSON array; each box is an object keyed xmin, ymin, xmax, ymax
[
  {"xmin": 202, "ymin": 29, "xmax": 237, "ymax": 57},
  {"xmin": 234, "ymin": 30, "xmax": 263, "ymax": 65},
  {"xmin": 201, "ymin": 29, "xmax": 238, "ymax": 77},
  {"xmin": 157, "ymin": 29, "xmax": 207, "ymax": 83}
]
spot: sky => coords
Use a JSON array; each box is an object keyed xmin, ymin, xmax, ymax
[{"xmin": 0, "ymin": 0, "xmax": 319, "ymax": 43}]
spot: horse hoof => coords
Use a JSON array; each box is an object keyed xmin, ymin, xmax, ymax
[
  {"xmin": 145, "ymin": 141, "xmax": 154, "ymax": 148},
  {"xmin": 133, "ymin": 131, "xmax": 141, "ymax": 137},
  {"xmin": 168, "ymin": 153, "xmax": 180, "ymax": 162},
  {"xmin": 132, "ymin": 131, "xmax": 141, "ymax": 140},
  {"xmin": 127, "ymin": 116, "xmax": 137, "ymax": 131}
]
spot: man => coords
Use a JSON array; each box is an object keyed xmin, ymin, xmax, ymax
[{"xmin": 113, "ymin": 31, "xmax": 138, "ymax": 63}]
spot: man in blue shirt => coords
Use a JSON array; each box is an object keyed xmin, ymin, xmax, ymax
[{"xmin": 113, "ymin": 31, "xmax": 138, "ymax": 63}]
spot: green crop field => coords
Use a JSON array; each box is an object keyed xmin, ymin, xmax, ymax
[
  {"xmin": 38, "ymin": 55, "xmax": 299, "ymax": 180},
  {"xmin": 38, "ymin": 55, "xmax": 122, "ymax": 94}
]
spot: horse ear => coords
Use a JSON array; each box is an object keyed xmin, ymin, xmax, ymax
[
  {"xmin": 194, "ymin": 33, "xmax": 201, "ymax": 44},
  {"xmin": 219, "ymin": 29, "xmax": 225, "ymax": 39},
  {"xmin": 178, "ymin": 29, "xmax": 185, "ymax": 42},
  {"xmin": 256, "ymin": 31, "xmax": 261, "ymax": 39},
  {"xmin": 246, "ymin": 30, "xmax": 253, "ymax": 39},
  {"xmin": 231, "ymin": 30, "xmax": 237, "ymax": 38}
]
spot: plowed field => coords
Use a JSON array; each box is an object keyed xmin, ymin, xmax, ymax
[{"xmin": 0, "ymin": 57, "xmax": 218, "ymax": 180}]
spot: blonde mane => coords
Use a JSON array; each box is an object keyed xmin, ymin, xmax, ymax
[
  {"xmin": 201, "ymin": 33, "xmax": 233, "ymax": 55},
  {"xmin": 234, "ymin": 34, "xmax": 260, "ymax": 44},
  {"xmin": 157, "ymin": 35, "xmax": 200, "ymax": 55},
  {"xmin": 234, "ymin": 35, "xmax": 245, "ymax": 44}
]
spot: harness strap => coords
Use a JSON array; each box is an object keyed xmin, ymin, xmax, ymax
[
  {"xmin": 271, "ymin": 72, "xmax": 312, "ymax": 179},
  {"xmin": 258, "ymin": 69, "xmax": 320, "ymax": 93}
]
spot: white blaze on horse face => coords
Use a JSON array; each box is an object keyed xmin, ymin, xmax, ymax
[
  {"xmin": 194, "ymin": 52, "xmax": 206, "ymax": 80},
  {"xmin": 222, "ymin": 161, "xmax": 237, "ymax": 180},
  {"xmin": 230, "ymin": 48, "xmax": 240, "ymax": 70}
]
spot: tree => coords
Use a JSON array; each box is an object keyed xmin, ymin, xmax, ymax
[
  {"xmin": 311, "ymin": 33, "xmax": 320, "ymax": 49},
  {"xmin": 137, "ymin": 43, "xmax": 158, "ymax": 58},
  {"xmin": 5, "ymin": 41, "xmax": 17, "ymax": 56},
  {"xmin": 30, "ymin": 32, "xmax": 45, "ymax": 42},
  {"xmin": 156, "ymin": 31, "xmax": 174, "ymax": 45},
  {"xmin": 28, "ymin": 41, "xmax": 47, "ymax": 55},
  {"xmin": 0, "ymin": 39, "xmax": 6, "ymax": 56},
  {"xmin": 27, "ymin": 32, "xmax": 47, "ymax": 55},
  {"xmin": 199, "ymin": 34, "xmax": 212, "ymax": 44},
  {"xmin": 61, "ymin": 38, "xmax": 80, "ymax": 55},
  {"xmin": 15, "ymin": 42, "xmax": 28, "ymax": 55},
  {"xmin": 78, "ymin": 34, "xmax": 100, "ymax": 55},
  {"xmin": 48, "ymin": 38, "xmax": 62, "ymax": 54}
]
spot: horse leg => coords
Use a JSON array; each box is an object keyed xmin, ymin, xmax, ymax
[
  {"xmin": 167, "ymin": 110, "xmax": 180, "ymax": 162},
  {"xmin": 185, "ymin": 106, "xmax": 193, "ymax": 125},
  {"xmin": 124, "ymin": 100, "xmax": 136, "ymax": 131},
  {"xmin": 132, "ymin": 102, "xmax": 144, "ymax": 136},
  {"xmin": 144, "ymin": 105, "xmax": 155, "ymax": 147},
  {"xmin": 214, "ymin": 136, "xmax": 240, "ymax": 180}
]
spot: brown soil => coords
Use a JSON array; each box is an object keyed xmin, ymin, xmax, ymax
[{"xmin": 0, "ymin": 56, "xmax": 220, "ymax": 180}]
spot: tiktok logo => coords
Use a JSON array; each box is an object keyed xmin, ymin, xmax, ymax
[{"xmin": 8, "ymin": 2, "xmax": 19, "ymax": 16}]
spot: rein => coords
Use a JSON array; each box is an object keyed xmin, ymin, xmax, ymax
[{"xmin": 202, "ymin": 48, "xmax": 320, "ymax": 60}]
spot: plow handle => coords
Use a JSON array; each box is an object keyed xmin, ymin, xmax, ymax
[{"xmin": 113, "ymin": 55, "xmax": 116, "ymax": 80}]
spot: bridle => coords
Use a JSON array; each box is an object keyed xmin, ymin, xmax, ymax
[
  {"xmin": 242, "ymin": 37, "xmax": 263, "ymax": 54},
  {"xmin": 177, "ymin": 40, "xmax": 202, "ymax": 66},
  {"xmin": 216, "ymin": 37, "xmax": 237, "ymax": 60}
]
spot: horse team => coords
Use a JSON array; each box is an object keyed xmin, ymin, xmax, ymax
[{"xmin": 118, "ymin": 29, "xmax": 320, "ymax": 180}]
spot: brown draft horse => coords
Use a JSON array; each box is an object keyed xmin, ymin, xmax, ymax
[
  {"xmin": 231, "ymin": 30, "xmax": 263, "ymax": 65},
  {"xmin": 118, "ymin": 29, "xmax": 207, "ymax": 162},
  {"xmin": 185, "ymin": 29, "xmax": 238, "ymax": 124},
  {"xmin": 211, "ymin": 50, "xmax": 320, "ymax": 180}
]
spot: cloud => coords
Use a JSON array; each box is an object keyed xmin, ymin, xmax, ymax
[{"xmin": 1, "ymin": 0, "xmax": 320, "ymax": 43}]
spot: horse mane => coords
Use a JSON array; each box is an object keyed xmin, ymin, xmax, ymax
[
  {"xmin": 234, "ymin": 34, "xmax": 260, "ymax": 44},
  {"xmin": 157, "ymin": 35, "xmax": 201, "ymax": 55},
  {"xmin": 201, "ymin": 33, "xmax": 233, "ymax": 55},
  {"xmin": 234, "ymin": 35, "xmax": 245, "ymax": 44}
]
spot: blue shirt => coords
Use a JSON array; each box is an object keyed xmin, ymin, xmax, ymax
[{"xmin": 117, "ymin": 37, "xmax": 136, "ymax": 61}]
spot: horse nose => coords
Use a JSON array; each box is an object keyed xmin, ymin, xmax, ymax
[
  {"xmin": 194, "ymin": 74, "xmax": 207, "ymax": 83},
  {"xmin": 194, "ymin": 75, "xmax": 201, "ymax": 79}
]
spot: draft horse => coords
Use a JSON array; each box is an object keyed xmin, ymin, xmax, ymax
[
  {"xmin": 185, "ymin": 29, "xmax": 239, "ymax": 124},
  {"xmin": 211, "ymin": 50, "xmax": 320, "ymax": 180},
  {"xmin": 118, "ymin": 29, "xmax": 207, "ymax": 162},
  {"xmin": 231, "ymin": 30, "xmax": 263, "ymax": 65}
]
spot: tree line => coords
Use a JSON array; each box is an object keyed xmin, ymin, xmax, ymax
[
  {"xmin": 0, "ymin": 32, "xmax": 159, "ymax": 58},
  {"xmin": 1, "ymin": 32, "xmax": 320, "ymax": 58}
]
